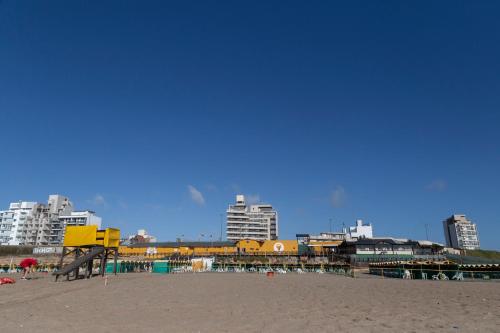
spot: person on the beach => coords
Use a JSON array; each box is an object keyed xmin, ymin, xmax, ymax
[
  {"xmin": 22, "ymin": 266, "xmax": 31, "ymax": 280},
  {"xmin": 19, "ymin": 258, "xmax": 38, "ymax": 280}
]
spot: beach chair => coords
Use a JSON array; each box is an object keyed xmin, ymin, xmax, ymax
[
  {"xmin": 433, "ymin": 272, "xmax": 448, "ymax": 280},
  {"xmin": 452, "ymin": 272, "xmax": 464, "ymax": 281}
]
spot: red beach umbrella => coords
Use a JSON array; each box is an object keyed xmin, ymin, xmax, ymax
[{"xmin": 20, "ymin": 258, "xmax": 38, "ymax": 268}]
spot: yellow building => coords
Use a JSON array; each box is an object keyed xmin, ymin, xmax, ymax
[
  {"xmin": 119, "ymin": 239, "xmax": 300, "ymax": 258},
  {"xmin": 307, "ymin": 240, "xmax": 343, "ymax": 255},
  {"xmin": 119, "ymin": 241, "xmax": 238, "ymax": 259},
  {"xmin": 237, "ymin": 239, "xmax": 298, "ymax": 255}
]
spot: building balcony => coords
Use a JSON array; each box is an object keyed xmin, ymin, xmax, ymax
[
  {"xmin": 227, "ymin": 231, "xmax": 268, "ymax": 236},
  {"xmin": 227, "ymin": 231, "xmax": 268, "ymax": 234},
  {"xmin": 228, "ymin": 227, "xmax": 263, "ymax": 233},
  {"xmin": 227, "ymin": 224, "xmax": 267, "ymax": 228},
  {"xmin": 227, "ymin": 220, "xmax": 265, "ymax": 225},
  {"xmin": 227, "ymin": 225, "xmax": 268, "ymax": 229},
  {"xmin": 226, "ymin": 218, "xmax": 249, "ymax": 222}
]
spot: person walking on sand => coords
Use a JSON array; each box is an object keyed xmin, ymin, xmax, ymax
[{"xmin": 19, "ymin": 258, "xmax": 38, "ymax": 280}]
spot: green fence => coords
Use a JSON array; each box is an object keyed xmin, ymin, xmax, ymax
[
  {"xmin": 105, "ymin": 261, "xmax": 154, "ymax": 273},
  {"xmin": 152, "ymin": 260, "xmax": 170, "ymax": 274}
]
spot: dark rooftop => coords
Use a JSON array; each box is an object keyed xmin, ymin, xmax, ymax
[{"xmin": 341, "ymin": 238, "xmax": 419, "ymax": 246}]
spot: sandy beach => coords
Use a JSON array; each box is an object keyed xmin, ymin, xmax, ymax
[{"xmin": 0, "ymin": 273, "xmax": 499, "ymax": 333}]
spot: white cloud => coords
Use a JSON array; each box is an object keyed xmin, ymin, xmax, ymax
[
  {"xmin": 330, "ymin": 186, "xmax": 346, "ymax": 208},
  {"xmin": 426, "ymin": 180, "xmax": 447, "ymax": 192},
  {"xmin": 188, "ymin": 185, "xmax": 205, "ymax": 206},
  {"xmin": 90, "ymin": 194, "xmax": 107, "ymax": 206},
  {"xmin": 246, "ymin": 194, "xmax": 261, "ymax": 205}
]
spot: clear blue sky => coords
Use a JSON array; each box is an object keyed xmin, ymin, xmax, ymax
[{"xmin": 1, "ymin": 1, "xmax": 499, "ymax": 249}]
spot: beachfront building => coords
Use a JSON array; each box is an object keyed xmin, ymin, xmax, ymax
[
  {"xmin": 0, "ymin": 194, "xmax": 102, "ymax": 246},
  {"xmin": 0, "ymin": 201, "xmax": 40, "ymax": 245},
  {"xmin": 337, "ymin": 238, "xmax": 444, "ymax": 257},
  {"xmin": 47, "ymin": 195, "xmax": 74, "ymax": 245},
  {"xmin": 226, "ymin": 195, "xmax": 278, "ymax": 241},
  {"xmin": 443, "ymin": 214, "xmax": 480, "ymax": 250},
  {"xmin": 348, "ymin": 219, "xmax": 373, "ymax": 239},
  {"xmin": 0, "ymin": 195, "xmax": 74, "ymax": 246},
  {"xmin": 128, "ymin": 229, "xmax": 157, "ymax": 244},
  {"xmin": 300, "ymin": 232, "xmax": 347, "ymax": 243},
  {"xmin": 58, "ymin": 210, "xmax": 102, "ymax": 244},
  {"xmin": 296, "ymin": 219, "xmax": 375, "ymax": 246}
]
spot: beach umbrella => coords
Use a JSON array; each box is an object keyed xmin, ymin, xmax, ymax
[{"xmin": 20, "ymin": 258, "xmax": 38, "ymax": 268}]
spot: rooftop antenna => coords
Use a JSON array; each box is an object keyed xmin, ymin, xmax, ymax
[
  {"xmin": 425, "ymin": 223, "xmax": 429, "ymax": 241},
  {"xmin": 329, "ymin": 218, "xmax": 332, "ymax": 233}
]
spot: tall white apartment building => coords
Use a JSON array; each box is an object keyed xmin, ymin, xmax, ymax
[
  {"xmin": 0, "ymin": 194, "xmax": 101, "ymax": 246},
  {"xmin": 226, "ymin": 195, "xmax": 278, "ymax": 241},
  {"xmin": 443, "ymin": 214, "xmax": 480, "ymax": 250},
  {"xmin": 0, "ymin": 201, "xmax": 40, "ymax": 245},
  {"xmin": 46, "ymin": 195, "xmax": 74, "ymax": 245}
]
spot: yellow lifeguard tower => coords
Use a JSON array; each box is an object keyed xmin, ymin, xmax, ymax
[{"xmin": 54, "ymin": 226, "xmax": 120, "ymax": 281}]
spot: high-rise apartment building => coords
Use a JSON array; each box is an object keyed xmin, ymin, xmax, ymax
[
  {"xmin": 0, "ymin": 201, "xmax": 40, "ymax": 245},
  {"xmin": 0, "ymin": 194, "xmax": 101, "ymax": 246},
  {"xmin": 443, "ymin": 214, "xmax": 480, "ymax": 250},
  {"xmin": 226, "ymin": 195, "xmax": 278, "ymax": 241},
  {"xmin": 47, "ymin": 195, "xmax": 74, "ymax": 245}
]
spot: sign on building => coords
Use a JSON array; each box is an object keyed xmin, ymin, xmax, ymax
[
  {"xmin": 273, "ymin": 242, "xmax": 285, "ymax": 252},
  {"xmin": 146, "ymin": 247, "xmax": 158, "ymax": 255},
  {"xmin": 33, "ymin": 247, "xmax": 63, "ymax": 255}
]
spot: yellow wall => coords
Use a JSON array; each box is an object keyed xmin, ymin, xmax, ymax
[
  {"xmin": 119, "ymin": 246, "xmax": 238, "ymax": 258},
  {"xmin": 237, "ymin": 240, "xmax": 298, "ymax": 254},
  {"xmin": 119, "ymin": 240, "xmax": 300, "ymax": 257},
  {"xmin": 118, "ymin": 239, "xmax": 348, "ymax": 257}
]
